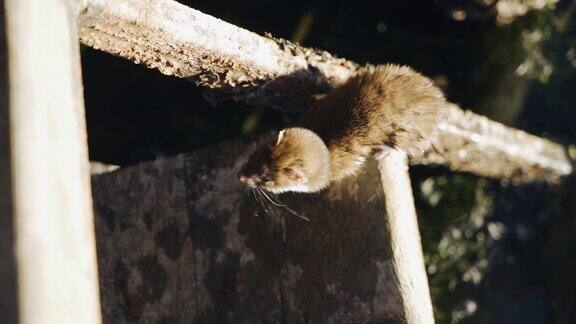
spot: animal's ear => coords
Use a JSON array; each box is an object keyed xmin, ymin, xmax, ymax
[
  {"xmin": 284, "ymin": 167, "xmax": 307, "ymax": 183},
  {"xmin": 276, "ymin": 130, "xmax": 285, "ymax": 145}
]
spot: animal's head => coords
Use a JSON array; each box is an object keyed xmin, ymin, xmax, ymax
[{"xmin": 238, "ymin": 128, "xmax": 331, "ymax": 193}]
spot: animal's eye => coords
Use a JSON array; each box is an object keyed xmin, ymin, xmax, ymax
[
  {"xmin": 283, "ymin": 167, "xmax": 303, "ymax": 182},
  {"xmin": 261, "ymin": 174, "xmax": 272, "ymax": 182}
]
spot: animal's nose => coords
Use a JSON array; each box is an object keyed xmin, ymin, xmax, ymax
[{"xmin": 238, "ymin": 174, "xmax": 256, "ymax": 187}]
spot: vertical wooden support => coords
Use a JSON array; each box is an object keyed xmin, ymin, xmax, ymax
[
  {"xmin": 4, "ymin": 0, "xmax": 102, "ymax": 322},
  {"xmin": 0, "ymin": 1, "xmax": 18, "ymax": 322},
  {"xmin": 378, "ymin": 151, "xmax": 435, "ymax": 323}
]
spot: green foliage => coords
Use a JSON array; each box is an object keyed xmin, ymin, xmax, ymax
[{"xmin": 414, "ymin": 175, "xmax": 492, "ymax": 323}]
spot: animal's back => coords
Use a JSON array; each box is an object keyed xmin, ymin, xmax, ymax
[
  {"xmin": 302, "ymin": 64, "xmax": 446, "ymax": 150},
  {"xmin": 301, "ymin": 64, "xmax": 445, "ymax": 180},
  {"xmin": 361, "ymin": 64, "xmax": 445, "ymax": 152}
]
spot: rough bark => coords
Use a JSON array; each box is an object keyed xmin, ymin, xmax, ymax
[
  {"xmin": 415, "ymin": 103, "xmax": 573, "ymax": 183},
  {"xmin": 78, "ymin": 0, "xmax": 355, "ymax": 112},
  {"xmin": 78, "ymin": 0, "xmax": 573, "ymax": 183},
  {"xmin": 4, "ymin": 0, "xmax": 101, "ymax": 322},
  {"xmin": 92, "ymin": 137, "xmax": 410, "ymax": 323}
]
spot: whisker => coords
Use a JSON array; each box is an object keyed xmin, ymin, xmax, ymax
[
  {"xmin": 259, "ymin": 189, "xmax": 310, "ymax": 222},
  {"xmin": 249, "ymin": 188, "xmax": 257, "ymax": 206},
  {"xmin": 245, "ymin": 186, "xmax": 309, "ymax": 222},
  {"xmin": 258, "ymin": 188, "xmax": 284, "ymax": 208},
  {"xmin": 255, "ymin": 188, "xmax": 273, "ymax": 214}
]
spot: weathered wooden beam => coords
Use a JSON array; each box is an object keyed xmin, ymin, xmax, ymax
[
  {"xmin": 91, "ymin": 137, "xmax": 411, "ymax": 323},
  {"xmin": 78, "ymin": 0, "xmax": 355, "ymax": 112},
  {"xmin": 4, "ymin": 0, "xmax": 101, "ymax": 322},
  {"xmin": 78, "ymin": 0, "xmax": 573, "ymax": 183},
  {"xmin": 379, "ymin": 151, "xmax": 434, "ymax": 323},
  {"xmin": 415, "ymin": 103, "xmax": 573, "ymax": 182}
]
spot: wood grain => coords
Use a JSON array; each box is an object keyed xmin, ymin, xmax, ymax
[
  {"xmin": 4, "ymin": 0, "xmax": 101, "ymax": 322},
  {"xmin": 92, "ymin": 138, "xmax": 411, "ymax": 323}
]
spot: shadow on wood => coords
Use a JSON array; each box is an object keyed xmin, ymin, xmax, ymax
[
  {"xmin": 92, "ymin": 137, "xmax": 408, "ymax": 323},
  {"xmin": 79, "ymin": 0, "xmax": 572, "ymax": 184}
]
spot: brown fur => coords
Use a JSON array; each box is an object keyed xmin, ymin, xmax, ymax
[
  {"xmin": 239, "ymin": 64, "xmax": 446, "ymax": 192},
  {"xmin": 239, "ymin": 128, "xmax": 331, "ymax": 193}
]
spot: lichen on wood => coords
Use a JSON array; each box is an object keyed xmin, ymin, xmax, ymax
[
  {"xmin": 91, "ymin": 138, "xmax": 409, "ymax": 323},
  {"xmin": 79, "ymin": 0, "xmax": 355, "ymax": 112}
]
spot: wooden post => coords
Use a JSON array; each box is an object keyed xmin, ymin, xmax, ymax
[
  {"xmin": 4, "ymin": 0, "xmax": 102, "ymax": 322},
  {"xmin": 378, "ymin": 151, "xmax": 435, "ymax": 323},
  {"xmin": 0, "ymin": 1, "xmax": 18, "ymax": 322}
]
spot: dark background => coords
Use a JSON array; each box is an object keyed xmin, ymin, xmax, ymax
[{"xmin": 81, "ymin": 0, "xmax": 576, "ymax": 322}]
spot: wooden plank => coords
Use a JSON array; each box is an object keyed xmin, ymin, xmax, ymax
[
  {"xmin": 91, "ymin": 138, "xmax": 409, "ymax": 323},
  {"xmin": 0, "ymin": 0, "xmax": 18, "ymax": 321},
  {"xmin": 77, "ymin": 0, "xmax": 572, "ymax": 183},
  {"xmin": 78, "ymin": 0, "xmax": 355, "ymax": 112},
  {"xmin": 379, "ymin": 151, "xmax": 434, "ymax": 323},
  {"xmin": 4, "ymin": 0, "xmax": 101, "ymax": 322}
]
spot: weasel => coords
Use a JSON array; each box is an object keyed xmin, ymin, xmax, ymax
[{"xmin": 238, "ymin": 64, "xmax": 446, "ymax": 193}]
